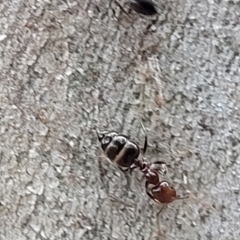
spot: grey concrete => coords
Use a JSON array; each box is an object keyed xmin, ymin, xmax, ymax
[{"xmin": 0, "ymin": 0, "xmax": 239, "ymax": 239}]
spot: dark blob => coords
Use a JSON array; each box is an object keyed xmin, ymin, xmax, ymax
[
  {"xmin": 106, "ymin": 135, "xmax": 127, "ymax": 161},
  {"xmin": 129, "ymin": 0, "xmax": 158, "ymax": 16},
  {"xmin": 117, "ymin": 142, "xmax": 140, "ymax": 167}
]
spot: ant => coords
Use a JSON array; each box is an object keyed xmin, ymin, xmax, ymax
[
  {"xmin": 96, "ymin": 122, "xmax": 188, "ymax": 210},
  {"xmin": 109, "ymin": 0, "xmax": 159, "ymax": 32},
  {"xmin": 127, "ymin": 0, "xmax": 158, "ymax": 16}
]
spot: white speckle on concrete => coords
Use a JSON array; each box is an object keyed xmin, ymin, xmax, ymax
[{"xmin": 0, "ymin": 34, "xmax": 7, "ymax": 41}]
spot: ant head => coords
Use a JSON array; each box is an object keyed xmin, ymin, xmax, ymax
[
  {"xmin": 96, "ymin": 130, "xmax": 107, "ymax": 141},
  {"xmin": 159, "ymin": 181, "xmax": 177, "ymax": 204}
]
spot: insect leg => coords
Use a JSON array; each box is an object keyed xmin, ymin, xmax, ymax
[
  {"xmin": 145, "ymin": 181, "xmax": 155, "ymax": 201},
  {"xmin": 140, "ymin": 121, "xmax": 148, "ymax": 155},
  {"xmin": 176, "ymin": 195, "xmax": 189, "ymax": 200}
]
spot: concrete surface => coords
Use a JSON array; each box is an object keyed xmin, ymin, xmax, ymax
[{"xmin": 0, "ymin": 0, "xmax": 240, "ymax": 239}]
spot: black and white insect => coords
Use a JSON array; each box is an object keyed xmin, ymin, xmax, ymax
[
  {"xmin": 96, "ymin": 123, "xmax": 167, "ymax": 174},
  {"xmin": 96, "ymin": 130, "xmax": 142, "ymax": 170}
]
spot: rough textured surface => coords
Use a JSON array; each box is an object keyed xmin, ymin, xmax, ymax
[{"xmin": 0, "ymin": 0, "xmax": 240, "ymax": 239}]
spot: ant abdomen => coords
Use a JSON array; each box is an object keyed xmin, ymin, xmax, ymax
[
  {"xmin": 151, "ymin": 181, "xmax": 177, "ymax": 204},
  {"xmin": 96, "ymin": 130, "xmax": 140, "ymax": 168}
]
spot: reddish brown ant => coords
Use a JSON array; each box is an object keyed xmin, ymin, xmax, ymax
[
  {"xmin": 129, "ymin": 158, "xmax": 177, "ymax": 204},
  {"xmin": 96, "ymin": 123, "xmax": 188, "ymax": 209}
]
